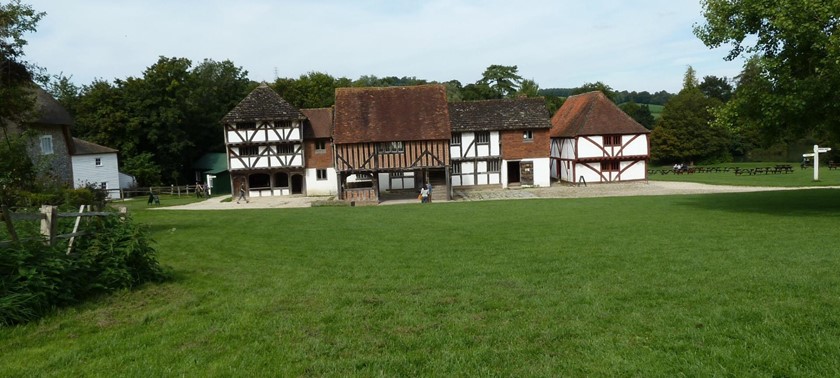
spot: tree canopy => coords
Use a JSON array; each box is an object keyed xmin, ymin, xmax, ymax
[{"xmin": 694, "ymin": 0, "xmax": 840, "ymax": 141}]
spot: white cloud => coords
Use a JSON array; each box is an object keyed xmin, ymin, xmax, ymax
[{"xmin": 26, "ymin": 0, "xmax": 743, "ymax": 92}]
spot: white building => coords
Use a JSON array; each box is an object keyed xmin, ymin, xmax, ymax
[
  {"xmin": 550, "ymin": 91, "xmax": 650, "ymax": 183},
  {"xmin": 71, "ymin": 138, "xmax": 122, "ymax": 199}
]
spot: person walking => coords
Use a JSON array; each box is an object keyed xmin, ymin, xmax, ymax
[{"xmin": 237, "ymin": 182, "xmax": 249, "ymax": 204}]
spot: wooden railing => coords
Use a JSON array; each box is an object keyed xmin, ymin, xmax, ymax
[{"xmin": 1, "ymin": 205, "xmax": 127, "ymax": 253}]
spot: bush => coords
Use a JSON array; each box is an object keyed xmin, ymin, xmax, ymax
[{"xmin": 0, "ymin": 212, "xmax": 167, "ymax": 326}]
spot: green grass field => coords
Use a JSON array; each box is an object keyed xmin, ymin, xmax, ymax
[
  {"xmin": 650, "ymin": 162, "xmax": 840, "ymax": 187},
  {"xmin": 2, "ymin": 190, "xmax": 840, "ymax": 375}
]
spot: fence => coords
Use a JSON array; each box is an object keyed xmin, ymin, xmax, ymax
[
  {"xmin": 117, "ymin": 184, "xmax": 210, "ymax": 199},
  {"xmin": 1, "ymin": 205, "xmax": 127, "ymax": 254}
]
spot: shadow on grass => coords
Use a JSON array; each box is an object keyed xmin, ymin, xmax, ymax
[{"xmin": 678, "ymin": 188, "xmax": 840, "ymax": 217}]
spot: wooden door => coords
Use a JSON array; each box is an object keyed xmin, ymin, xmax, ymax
[{"xmin": 520, "ymin": 161, "xmax": 534, "ymax": 185}]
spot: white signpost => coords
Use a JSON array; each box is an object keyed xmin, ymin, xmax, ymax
[{"xmin": 802, "ymin": 144, "xmax": 832, "ymax": 181}]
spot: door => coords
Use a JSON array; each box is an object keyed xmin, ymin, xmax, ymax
[
  {"xmin": 507, "ymin": 161, "xmax": 521, "ymax": 184},
  {"xmin": 520, "ymin": 161, "xmax": 534, "ymax": 185},
  {"xmin": 291, "ymin": 174, "xmax": 304, "ymax": 194}
]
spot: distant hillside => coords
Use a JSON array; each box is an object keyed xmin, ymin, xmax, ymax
[{"xmin": 539, "ymin": 88, "xmax": 674, "ymax": 106}]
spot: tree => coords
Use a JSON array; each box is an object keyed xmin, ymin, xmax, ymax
[
  {"xmin": 698, "ymin": 75, "xmax": 733, "ymax": 102},
  {"xmin": 682, "ymin": 66, "xmax": 698, "ymax": 90},
  {"xmin": 695, "ymin": 0, "xmax": 840, "ymax": 141},
  {"xmin": 478, "ymin": 64, "xmax": 523, "ymax": 98},
  {"xmin": 273, "ymin": 72, "xmax": 352, "ymax": 108},
  {"xmin": 619, "ymin": 100, "xmax": 655, "ymax": 129},
  {"xmin": 572, "ymin": 81, "xmax": 616, "ymax": 102},
  {"xmin": 517, "ymin": 79, "xmax": 540, "ymax": 97},
  {"xmin": 650, "ymin": 67, "xmax": 730, "ymax": 164},
  {"xmin": 1, "ymin": 0, "xmax": 45, "ymax": 136}
]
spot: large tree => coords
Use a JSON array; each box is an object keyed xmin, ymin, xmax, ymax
[
  {"xmin": 694, "ymin": 0, "xmax": 840, "ymax": 141},
  {"xmin": 478, "ymin": 64, "xmax": 523, "ymax": 98},
  {"xmin": 651, "ymin": 67, "xmax": 731, "ymax": 164},
  {"xmin": 572, "ymin": 81, "xmax": 616, "ymax": 102},
  {"xmin": 0, "ymin": 0, "xmax": 44, "ymax": 135}
]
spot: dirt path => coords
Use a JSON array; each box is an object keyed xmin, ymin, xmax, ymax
[{"xmin": 155, "ymin": 181, "xmax": 839, "ymax": 210}]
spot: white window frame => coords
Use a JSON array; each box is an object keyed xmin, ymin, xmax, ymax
[
  {"xmin": 40, "ymin": 135, "xmax": 54, "ymax": 155},
  {"xmin": 523, "ymin": 130, "xmax": 533, "ymax": 141},
  {"xmin": 95, "ymin": 157, "xmax": 102, "ymax": 167},
  {"xmin": 316, "ymin": 169, "xmax": 328, "ymax": 180}
]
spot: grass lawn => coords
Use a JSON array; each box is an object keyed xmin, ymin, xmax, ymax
[
  {"xmin": 2, "ymin": 190, "xmax": 840, "ymax": 375},
  {"xmin": 650, "ymin": 162, "xmax": 840, "ymax": 187}
]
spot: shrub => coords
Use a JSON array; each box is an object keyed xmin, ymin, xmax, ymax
[{"xmin": 0, "ymin": 212, "xmax": 167, "ymax": 326}]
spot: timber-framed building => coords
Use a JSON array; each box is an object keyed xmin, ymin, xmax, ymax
[
  {"xmin": 222, "ymin": 83, "xmax": 308, "ymax": 197},
  {"xmin": 333, "ymin": 85, "xmax": 452, "ymax": 202}
]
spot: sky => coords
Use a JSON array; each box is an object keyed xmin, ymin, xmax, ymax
[{"xmin": 24, "ymin": 0, "xmax": 748, "ymax": 93}]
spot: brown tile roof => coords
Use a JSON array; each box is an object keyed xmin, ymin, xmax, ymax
[
  {"xmin": 221, "ymin": 82, "xmax": 304, "ymax": 123},
  {"xmin": 73, "ymin": 138, "xmax": 117, "ymax": 155},
  {"xmin": 333, "ymin": 85, "xmax": 451, "ymax": 144},
  {"xmin": 550, "ymin": 91, "xmax": 650, "ymax": 137},
  {"xmin": 300, "ymin": 107, "xmax": 333, "ymax": 139},
  {"xmin": 449, "ymin": 97, "xmax": 551, "ymax": 132}
]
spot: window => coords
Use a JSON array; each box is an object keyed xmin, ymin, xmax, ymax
[
  {"xmin": 237, "ymin": 122, "xmax": 256, "ymax": 130},
  {"xmin": 275, "ymin": 120, "xmax": 292, "ymax": 128},
  {"xmin": 316, "ymin": 169, "xmax": 328, "ymax": 180},
  {"xmin": 451, "ymin": 133, "xmax": 461, "ymax": 145},
  {"xmin": 476, "ymin": 131, "xmax": 490, "ymax": 144},
  {"xmin": 95, "ymin": 158, "xmax": 102, "ymax": 167},
  {"xmin": 523, "ymin": 130, "xmax": 533, "ymax": 140},
  {"xmin": 277, "ymin": 144, "xmax": 295, "ymax": 154},
  {"xmin": 601, "ymin": 161, "xmax": 620, "ymax": 172},
  {"xmin": 315, "ymin": 139, "xmax": 327, "ymax": 152},
  {"xmin": 378, "ymin": 141, "xmax": 404, "ymax": 154},
  {"xmin": 451, "ymin": 163, "xmax": 461, "ymax": 174},
  {"xmin": 488, "ymin": 160, "xmax": 501, "ymax": 172},
  {"xmin": 100, "ymin": 182, "xmax": 107, "ymax": 189},
  {"xmin": 239, "ymin": 145, "xmax": 259, "ymax": 156},
  {"xmin": 40, "ymin": 135, "xmax": 53, "ymax": 155},
  {"xmin": 604, "ymin": 135, "xmax": 621, "ymax": 146}
]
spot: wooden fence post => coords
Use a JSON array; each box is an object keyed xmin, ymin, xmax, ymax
[
  {"xmin": 40, "ymin": 205, "xmax": 58, "ymax": 246},
  {"xmin": 2, "ymin": 205, "xmax": 18, "ymax": 243}
]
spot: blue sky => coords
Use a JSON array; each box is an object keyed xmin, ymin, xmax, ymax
[{"xmin": 25, "ymin": 0, "xmax": 747, "ymax": 93}]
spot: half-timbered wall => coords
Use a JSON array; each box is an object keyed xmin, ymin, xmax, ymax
[
  {"xmin": 551, "ymin": 135, "xmax": 648, "ymax": 183},
  {"xmin": 225, "ymin": 120, "xmax": 302, "ymax": 144},
  {"xmin": 334, "ymin": 140, "xmax": 449, "ymax": 172},
  {"xmin": 228, "ymin": 143, "xmax": 303, "ymax": 170},
  {"xmin": 450, "ymin": 160, "xmax": 502, "ymax": 186},
  {"xmin": 449, "ymin": 131, "xmax": 500, "ymax": 160}
]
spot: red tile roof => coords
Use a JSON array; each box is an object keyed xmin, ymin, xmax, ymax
[
  {"xmin": 550, "ymin": 91, "xmax": 649, "ymax": 137},
  {"xmin": 300, "ymin": 107, "xmax": 333, "ymax": 139},
  {"xmin": 333, "ymin": 85, "xmax": 451, "ymax": 144},
  {"xmin": 449, "ymin": 97, "xmax": 551, "ymax": 131},
  {"xmin": 221, "ymin": 83, "xmax": 304, "ymax": 123}
]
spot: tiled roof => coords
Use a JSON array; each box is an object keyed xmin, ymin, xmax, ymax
[
  {"xmin": 449, "ymin": 97, "xmax": 551, "ymax": 132},
  {"xmin": 550, "ymin": 91, "xmax": 650, "ymax": 137},
  {"xmin": 73, "ymin": 138, "xmax": 117, "ymax": 155},
  {"xmin": 333, "ymin": 85, "xmax": 451, "ymax": 144},
  {"xmin": 300, "ymin": 107, "xmax": 333, "ymax": 139},
  {"xmin": 221, "ymin": 83, "xmax": 305, "ymax": 123}
]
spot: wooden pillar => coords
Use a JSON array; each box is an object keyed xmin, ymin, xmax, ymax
[{"xmin": 40, "ymin": 205, "xmax": 58, "ymax": 246}]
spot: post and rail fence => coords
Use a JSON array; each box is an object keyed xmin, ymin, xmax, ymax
[{"xmin": 1, "ymin": 205, "xmax": 127, "ymax": 253}]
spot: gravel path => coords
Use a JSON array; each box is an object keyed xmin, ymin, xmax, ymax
[{"xmin": 155, "ymin": 181, "xmax": 838, "ymax": 210}]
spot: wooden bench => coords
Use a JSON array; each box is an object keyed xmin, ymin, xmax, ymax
[
  {"xmin": 773, "ymin": 164, "xmax": 794, "ymax": 174},
  {"xmin": 829, "ymin": 161, "xmax": 838, "ymax": 170},
  {"xmin": 734, "ymin": 167, "xmax": 748, "ymax": 175}
]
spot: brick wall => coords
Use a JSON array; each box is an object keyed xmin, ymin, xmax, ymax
[
  {"xmin": 304, "ymin": 138, "xmax": 333, "ymax": 168},
  {"xmin": 500, "ymin": 129, "xmax": 550, "ymax": 160}
]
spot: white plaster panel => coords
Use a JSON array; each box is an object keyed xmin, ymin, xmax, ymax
[{"xmin": 305, "ymin": 168, "xmax": 337, "ymax": 196}]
